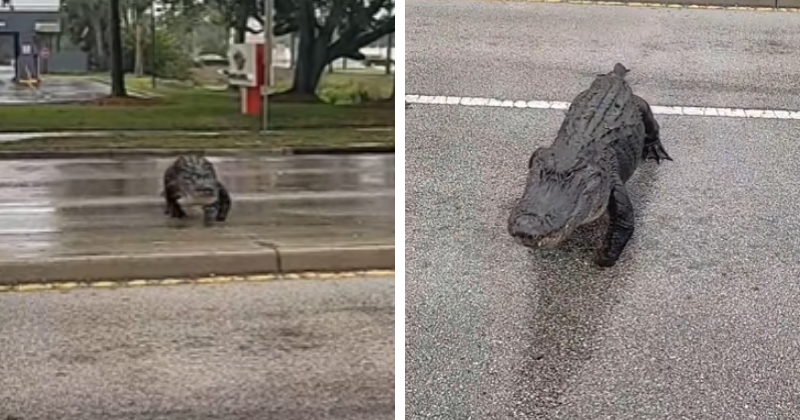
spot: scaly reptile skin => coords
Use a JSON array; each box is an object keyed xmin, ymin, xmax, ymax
[
  {"xmin": 163, "ymin": 155, "xmax": 232, "ymax": 223},
  {"xmin": 507, "ymin": 63, "xmax": 672, "ymax": 267}
]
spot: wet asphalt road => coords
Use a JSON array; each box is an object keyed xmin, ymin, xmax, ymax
[
  {"xmin": 0, "ymin": 276, "xmax": 395, "ymax": 420},
  {"xmin": 0, "ymin": 65, "xmax": 110, "ymax": 104},
  {"xmin": 407, "ymin": 0, "xmax": 800, "ymax": 110},
  {"xmin": 406, "ymin": 1, "xmax": 800, "ymax": 419},
  {"xmin": 0, "ymin": 154, "xmax": 394, "ymax": 261}
]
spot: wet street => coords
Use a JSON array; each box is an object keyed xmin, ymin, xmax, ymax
[
  {"xmin": 0, "ymin": 65, "xmax": 110, "ymax": 104},
  {"xmin": 0, "ymin": 154, "xmax": 393, "ymax": 267},
  {"xmin": 0, "ymin": 275, "xmax": 395, "ymax": 420},
  {"xmin": 407, "ymin": 1, "xmax": 800, "ymax": 419}
]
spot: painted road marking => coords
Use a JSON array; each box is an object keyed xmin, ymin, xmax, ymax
[
  {"xmin": 406, "ymin": 94, "xmax": 800, "ymax": 120},
  {"xmin": 479, "ymin": 0, "xmax": 800, "ymax": 12},
  {"xmin": 0, "ymin": 270, "xmax": 396, "ymax": 294}
]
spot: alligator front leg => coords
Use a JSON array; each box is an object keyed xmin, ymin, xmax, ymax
[
  {"xmin": 214, "ymin": 182, "xmax": 232, "ymax": 222},
  {"xmin": 596, "ymin": 182, "xmax": 635, "ymax": 267},
  {"xmin": 164, "ymin": 186, "xmax": 187, "ymax": 219},
  {"xmin": 633, "ymin": 95, "xmax": 673, "ymax": 164}
]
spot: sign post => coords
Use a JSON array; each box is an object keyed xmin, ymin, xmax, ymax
[
  {"xmin": 262, "ymin": 0, "xmax": 274, "ymax": 133},
  {"xmin": 39, "ymin": 47, "xmax": 49, "ymax": 77},
  {"xmin": 227, "ymin": 43, "xmax": 265, "ymax": 117}
]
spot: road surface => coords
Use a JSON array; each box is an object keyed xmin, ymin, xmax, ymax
[
  {"xmin": 406, "ymin": 1, "xmax": 800, "ymax": 419},
  {"xmin": 0, "ymin": 275, "xmax": 395, "ymax": 420},
  {"xmin": 0, "ymin": 154, "xmax": 394, "ymax": 263},
  {"xmin": 0, "ymin": 65, "xmax": 110, "ymax": 104}
]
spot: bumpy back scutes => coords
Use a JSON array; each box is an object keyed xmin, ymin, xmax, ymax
[
  {"xmin": 172, "ymin": 155, "xmax": 217, "ymax": 178},
  {"xmin": 562, "ymin": 67, "xmax": 633, "ymax": 144}
]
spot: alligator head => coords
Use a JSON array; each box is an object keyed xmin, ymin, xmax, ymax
[
  {"xmin": 171, "ymin": 156, "xmax": 220, "ymax": 208},
  {"xmin": 508, "ymin": 147, "xmax": 610, "ymax": 249}
]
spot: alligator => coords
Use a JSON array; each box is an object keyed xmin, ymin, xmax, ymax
[
  {"xmin": 507, "ymin": 63, "xmax": 672, "ymax": 267},
  {"xmin": 162, "ymin": 154, "xmax": 232, "ymax": 224}
]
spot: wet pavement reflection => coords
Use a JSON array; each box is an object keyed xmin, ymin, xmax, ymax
[
  {"xmin": 0, "ymin": 74, "xmax": 109, "ymax": 104},
  {"xmin": 0, "ymin": 154, "xmax": 395, "ymax": 260}
]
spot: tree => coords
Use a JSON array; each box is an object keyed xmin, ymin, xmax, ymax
[
  {"xmin": 109, "ymin": 0, "xmax": 127, "ymax": 97},
  {"xmin": 123, "ymin": 0, "xmax": 153, "ymax": 77},
  {"xmin": 272, "ymin": 0, "xmax": 395, "ymax": 98},
  {"xmin": 164, "ymin": 0, "xmax": 395, "ymax": 99},
  {"xmin": 61, "ymin": 0, "xmax": 111, "ymax": 70}
]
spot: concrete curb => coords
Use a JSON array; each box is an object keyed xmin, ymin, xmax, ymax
[
  {"xmin": 0, "ymin": 128, "xmax": 394, "ymax": 136},
  {"xmin": 0, "ymin": 144, "xmax": 395, "ymax": 160},
  {"xmin": 0, "ymin": 244, "xmax": 395, "ymax": 285},
  {"xmin": 82, "ymin": 76, "xmax": 163, "ymax": 98},
  {"xmin": 278, "ymin": 245, "xmax": 395, "ymax": 273},
  {"xmin": 0, "ymin": 130, "xmax": 252, "ymax": 138}
]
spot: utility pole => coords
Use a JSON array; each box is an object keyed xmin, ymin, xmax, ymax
[
  {"xmin": 150, "ymin": 1, "xmax": 157, "ymax": 89},
  {"xmin": 261, "ymin": 0, "xmax": 273, "ymax": 133}
]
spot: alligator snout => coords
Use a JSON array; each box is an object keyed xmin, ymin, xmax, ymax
[
  {"xmin": 178, "ymin": 185, "xmax": 218, "ymax": 207},
  {"xmin": 195, "ymin": 186, "xmax": 217, "ymax": 197},
  {"xmin": 508, "ymin": 215, "xmax": 567, "ymax": 249}
]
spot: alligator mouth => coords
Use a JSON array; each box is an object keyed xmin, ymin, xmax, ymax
[
  {"xmin": 178, "ymin": 193, "xmax": 217, "ymax": 207},
  {"xmin": 513, "ymin": 230, "xmax": 568, "ymax": 250}
]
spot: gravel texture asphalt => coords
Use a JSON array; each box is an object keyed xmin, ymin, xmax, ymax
[
  {"xmin": 406, "ymin": 1, "xmax": 800, "ymax": 419},
  {"xmin": 407, "ymin": 0, "xmax": 800, "ymax": 110},
  {"xmin": 0, "ymin": 276, "xmax": 395, "ymax": 420}
]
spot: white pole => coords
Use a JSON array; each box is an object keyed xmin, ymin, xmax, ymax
[{"xmin": 261, "ymin": 0, "xmax": 273, "ymax": 133}]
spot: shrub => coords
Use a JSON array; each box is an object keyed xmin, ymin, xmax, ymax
[{"xmin": 123, "ymin": 29, "xmax": 193, "ymax": 80}]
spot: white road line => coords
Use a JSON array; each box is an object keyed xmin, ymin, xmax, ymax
[{"xmin": 405, "ymin": 94, "xmax": 800, "ymax": 120}]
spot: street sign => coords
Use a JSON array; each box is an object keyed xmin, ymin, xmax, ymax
[
  {"xmin": 226, "ymin": 44, "xmax": 257, "ymax": 87},
  {"xmin": 40, "ymin": 47, "xmax": 50, "ymax": 59}
]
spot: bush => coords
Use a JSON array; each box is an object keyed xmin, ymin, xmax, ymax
[
  {"xmin": 317, "ymin": 78, "xmax": 386, "ymax": 105},
  {"xmin": 122, "ymin": 29, "xmax": 193, "ymax": 80}
]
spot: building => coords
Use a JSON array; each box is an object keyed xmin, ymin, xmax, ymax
[{"xmin": 0, "ymin": 0, "xmax": 60, "ymax": 82}]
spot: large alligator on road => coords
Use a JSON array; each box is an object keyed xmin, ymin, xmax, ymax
[
  {"xmin": 507, "ymin": 63, "xmax": 672, "ymax": 267},
  {"xmin": 163, "ymin": 155, "xmax": 232, "ymax": 224}
]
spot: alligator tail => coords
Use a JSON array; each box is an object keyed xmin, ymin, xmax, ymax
[
  {"xmin": 643, "ymin": 138, "xmax": 673, "ymax": 164},
  {"xmin": 612, "ymin": 63, "xmax": 630, "ymax": 78}
]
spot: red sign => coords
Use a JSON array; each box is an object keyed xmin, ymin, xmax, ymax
[{"xmin": 40, "ymin": 47, "xmax": 50, "ymax": 59}]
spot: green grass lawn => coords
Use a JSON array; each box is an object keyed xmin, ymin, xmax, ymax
[
  {"xmin": 0, "ymin": 73, "xmax": 394, "ymax": 133},
  {"xmin": 0, "ymin": 129, "xmax": 394, "ymax": 152}
]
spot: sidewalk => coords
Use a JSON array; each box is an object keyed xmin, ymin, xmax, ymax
[
  {"xmin": 0, "ymin": 154, "xmax": 395, "ymax": 284},
  {"xmin": 0, "ymin": 225, "xmax": 395, "ymax": 284}
]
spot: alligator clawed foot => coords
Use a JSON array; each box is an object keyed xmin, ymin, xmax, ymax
[
  {"xmin": 643, "ymin": 141, "xmax": 673, "ymax": 165},
  {"xmin": 169, "ymin": 210, "xmax": 188, "ymax": 219},
  {"xmin": 594, "ymin": 250, "xmax": 619, "ymax": 268},
  {"xmin": 651, "ymin": 154, "xmax": 674, "ymax": 165}
]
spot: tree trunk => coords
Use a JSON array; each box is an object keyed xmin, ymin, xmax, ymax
[
  {"xmin": 134, "ymin": 18, "xmax": 144, "ymax": 77},
  {"xmin": 233, "ymin": 5, "xmax": 248, "ymax": 43},
  {"xmin": 287, "ymin": 20, "xmax": 327, "ymax": 98},
  {"xmin": 291, "ymin": 46, "xmax": 325, "ymax": 96},
  {"xmin": 91, "ymin": 16, "xmax": 107, "ymax": 70},
  {"xmin": 109, "ymin": 0, "xmax": 127, "ymax": 97}
]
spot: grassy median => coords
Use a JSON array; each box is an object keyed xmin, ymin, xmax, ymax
[
  {"xmin": 0, "ymin": 129, "xmax": 394, "ymax": 153},
  {"xmin": 0, "ymin": 71, "xmax": 395, "ymax": 132},
  {"xmin": 0, "ymin": 90, "xmax": 394, "ymax": 132}
]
